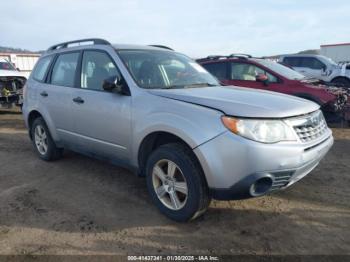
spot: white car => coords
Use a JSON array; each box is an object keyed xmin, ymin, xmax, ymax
[
  {"xmin": 0, "ymin": 58, "xmax": 27, "ymax": 108},
  {"xmin": 279, "ymin": 54, "xmax": 350, "ymax": 88}
]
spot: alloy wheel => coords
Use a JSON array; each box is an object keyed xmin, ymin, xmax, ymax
[
  {"xmin": 34, "ymin": 125, "xmax": 48, "ymax": 155},
  {"xmin": 152, "ymin": 159, "xmax": 188, "ymax": 210}
]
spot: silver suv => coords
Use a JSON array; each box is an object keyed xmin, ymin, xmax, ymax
[{"xmin": 22, "ymin": 39, "xmax": 334, "ymax": 221}]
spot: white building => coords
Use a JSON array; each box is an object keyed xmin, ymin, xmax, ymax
[
  {"xmin": 320, "ymin": 43, "xmax": 350, "ymax": 63},
  {"xmin": 0, "ymin": 52, "xmax": 41, "ymax": 78}
]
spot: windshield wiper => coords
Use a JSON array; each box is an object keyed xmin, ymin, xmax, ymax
[
  {"xmin": 161, "ymin": 85, "xmax": 185, "ymax": 89},
  {"xmin": 147, "ymin": 83, "xmax": 219, "ymax": 90},
  {"xmin": 183, "ymin": 83, "xmax": 218, "ymax": 88}
]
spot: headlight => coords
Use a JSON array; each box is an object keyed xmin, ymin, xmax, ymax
[{"xmin": 221, "ymin": 116, "xmax": 297, "ymax": 143}]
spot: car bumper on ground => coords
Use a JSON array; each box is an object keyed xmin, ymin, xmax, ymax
[{"xmin": 194, "ymin": 129, "xmax": 334, "ymax": 200}]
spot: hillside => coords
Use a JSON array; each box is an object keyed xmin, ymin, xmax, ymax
[
  {"xmin": 264, "ymin": 49, "xmax": 320, "ymax": 59},
  {"xmin": 0, "ymin": 45, "xmax": 35, "ymax": 53}
]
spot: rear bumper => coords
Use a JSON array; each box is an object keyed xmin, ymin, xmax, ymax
[{"xmin": 194, "ymin": 129, "xmax": 333, "ymax": 200}]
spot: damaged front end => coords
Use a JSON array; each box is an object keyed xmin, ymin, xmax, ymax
[
  {"xmin": 322, "ymin": 85, "xmax": 349, "ymax": 112},
  {"xmin": 322, "ymin": 85, "xmax": 350, "ymax": 124},
  {"xmin": 302, "ymin": 78, "xmax": 350, "ymax": 123},
  {"xmin": 0, "ymin": 76, "xmax": 26, "ymax": 108}
]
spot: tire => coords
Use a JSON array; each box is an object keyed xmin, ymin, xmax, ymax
[
  {"xmin": 145, "ymin": 143, "xmax": 211, "ymax": 222},
  {"xmin": 331, "ymin": 77, "xmax": 350, "ymax": 88},
  {"xmin": 30, "ymin": 117, "xmax": 63, "ymax": 161}
]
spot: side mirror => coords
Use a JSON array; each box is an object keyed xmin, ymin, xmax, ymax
[
  {"xmin": 16, "ymin": 68, "xmax": 21, "ymax": 71},
  {"xmin": 102, "ymin": 75, "xmax": 130, "ymax": 95},
  {"xmin": 256, "ymin": 73, "xmax": 269, "ymax": 86},
  {"xmin": 321, "ymin": 65, "xmax": 328, "ymax": 75}
]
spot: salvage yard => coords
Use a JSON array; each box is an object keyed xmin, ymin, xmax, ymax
[{"xmin": 0, "ymin": 110, "xmax": 349, "ymax": 255}]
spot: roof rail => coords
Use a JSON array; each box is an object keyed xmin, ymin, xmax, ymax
[
  {"xmin": 149, "ymin": 45, "xmax": 174, "ymax": 51},
  {"xmin": 195, "ymin": 55, "xmax": 228, "ymax": 62},
  {"xmin": 197, "ymin": 54, "xmax": 253, "ymax": 62},
  {"xmin": 207, "ymin": 55, "xmax": 227, "ymax": 59},
  {"xmin": 47, "ymin": 38, "xmax": 111, "ymax": 51},
  {"xmin": 228, "ymin": 53, "xmax": 252, "ymax": 59}
]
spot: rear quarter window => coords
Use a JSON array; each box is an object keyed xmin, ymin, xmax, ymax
[{"xmin": 32, "ymin": 55, "xmax": 53, "ymax": 82}]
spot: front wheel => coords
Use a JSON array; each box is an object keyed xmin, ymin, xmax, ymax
[
  {"xmin": 331, "ymin": 77, "xmax": 350, "ymax": 88},
  {"xmin": 146, "ymin": 143, "xmax": 211, "ymax": 222}
]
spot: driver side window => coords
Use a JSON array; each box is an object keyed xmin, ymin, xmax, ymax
[
  {"xmin": 81, "ymin": 51, "xmax": 120, "ymax": 90},
  {"xmin": 230, "ymin": 62, "xmax": 277, "ymax": 83}
]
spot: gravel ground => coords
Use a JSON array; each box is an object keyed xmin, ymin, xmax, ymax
[{"xmin": 0, "ymin": 111, "xmax": 349, "ymax": 255}]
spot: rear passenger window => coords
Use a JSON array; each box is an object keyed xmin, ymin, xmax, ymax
[
  {"xmin": 81, "ymin": 51, "xmax": 120, "ymax": 90},
  {"xmin": 283, "ymin": 57, "xmax": 301, "ymax": 67},
  {"xmin": 201, "ymin": 63, "xmax": 227, "ymax": 80},
  {"xmin": 51, "ymin": 52, "xmax": 79, "ymax": 87},
  {"xmin": 32, "ymin": 55, "xmax": 53, "ymax": 82}
]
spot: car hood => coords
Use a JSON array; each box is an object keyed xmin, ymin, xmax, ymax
[
  {"xmin": 0, "ymin": 69, "xmax": 27, "ymax": 78},
  {"xmin": 149, "ymin": 86, "xmax": 320, "ymax": 118}
]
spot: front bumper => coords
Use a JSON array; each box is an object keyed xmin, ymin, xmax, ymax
[
  {"xmin": 194, "ymin": 129, "xmax": 333, "ymax": 200},
  {"xmin": 0, "ymin": 93, "xmax": 22, "ymax": 106}
]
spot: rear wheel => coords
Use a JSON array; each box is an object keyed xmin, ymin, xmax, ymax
[
  {"xmin": 146, "ymin": 143, "xmax": 211, "ymax": 222},
  {"xmin": 30, "ymin": 117, "xmax": 63, "ymax": 161}
]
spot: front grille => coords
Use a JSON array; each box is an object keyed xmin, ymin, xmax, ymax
[
  {"xmin": 270, "ymin": 171, "xmax": 293, "ymax": 190},
  {"xmin": 290, "ymin": 111, "xmax": 328, "ymax": 143}
]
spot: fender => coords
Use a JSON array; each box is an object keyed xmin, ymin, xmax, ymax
[
  {"xmin": 294, "ymin": 93, "xmax": 323, "ymax": 106},
  {"xmin": 131, "ymin": 107, "xmax": 226, "ymax": 167},
  {"xmin": 26, "ymin": 106, "xmax": 60, "ymax": 143}
]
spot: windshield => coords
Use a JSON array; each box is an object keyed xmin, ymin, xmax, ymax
[
  {"xmin": 117, "ymin": 50, "xmax": 219, "ymax": 89},
  {"xmin": 0, "ymin": 60, "xmax": 16, "ymax": 71},
  {"xmin": 324, "ymin": 56, "xmax": 338, "ymax": 66},
  {"xmin": 254, "ymin": 59, "xmax": 306, "ymax": 80}
]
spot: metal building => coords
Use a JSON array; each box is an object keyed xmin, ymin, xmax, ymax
[
  {"xmin": 320, "ymin": 43, "xmax": 350, "ymax": 63},
  {"xmin": 0, "ymin": 52, "xmax": 41, "ymax": 78}
]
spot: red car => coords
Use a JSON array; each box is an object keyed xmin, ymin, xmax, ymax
[{"xmin": 197, "ymin": 55, "xmax": 349, "ymax": 123}]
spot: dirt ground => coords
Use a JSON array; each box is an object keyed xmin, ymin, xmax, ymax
[{"xmin": 0, "ymin": 110, "xmax": 349, "ymax": 256}]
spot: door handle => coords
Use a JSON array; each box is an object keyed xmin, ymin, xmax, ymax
[
  {"xmin": 40, "ymin": 91, "xmax": 48, "ymax": 97},
  {"xmin": 73, "ymin": 97, "xmax": 84, "ymax": 104}
]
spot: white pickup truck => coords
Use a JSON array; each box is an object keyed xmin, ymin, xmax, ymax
[
  {"xmin": 0, "ymin": 58, "xmax": 27, "ymax": 108},
  {"xmin": 279, "ymin": 54, "xmax": 350, "ymax": 88}
]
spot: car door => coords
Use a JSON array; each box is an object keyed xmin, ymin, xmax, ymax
[
  {"xmin": 39, "ymin": 52, "xmax": 79, "ymax": 145},
  {"xmin": 71, "ymin": 49, "xmax": 132, "ymax": 163},
  {"xmin": 287, "ymin": 57, "xmax": 325, "ymax": 79},
  {"xmin": 300, "ymin": 57, "xmax": 325, "ymax": 79}
]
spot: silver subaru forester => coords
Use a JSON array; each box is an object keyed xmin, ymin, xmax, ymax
[{"xmin": 22, "ymin": 39, "xmax": 333, "ymax": 221}]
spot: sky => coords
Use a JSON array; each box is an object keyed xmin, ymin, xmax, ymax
[{"xmin": 1, "ymin": 0, "xmax": 350, "ymax": 57}]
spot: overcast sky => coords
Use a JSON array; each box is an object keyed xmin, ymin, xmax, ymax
[{"xmin": 1, "ymin": 0, "xmax": 350, "ymax": 57}]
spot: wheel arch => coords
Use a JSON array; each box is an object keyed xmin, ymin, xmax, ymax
[
  {"xmin": 27, "ymin": 110, "xmax": 44, "ymax": 139},
  {"xmin": 26, "ymin": 109, "xmax": 59, "ymax": 142},
  {"xmin": 137, "ymin": 131, "xmax": 204, "ymax": 179},
  {"xmin": 330, "ymin": 76, "xmax": 350, "ymax": 87},
  {"xmin": 331, "ymin": 76, "xmax": 350, "ymax": 82}
]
